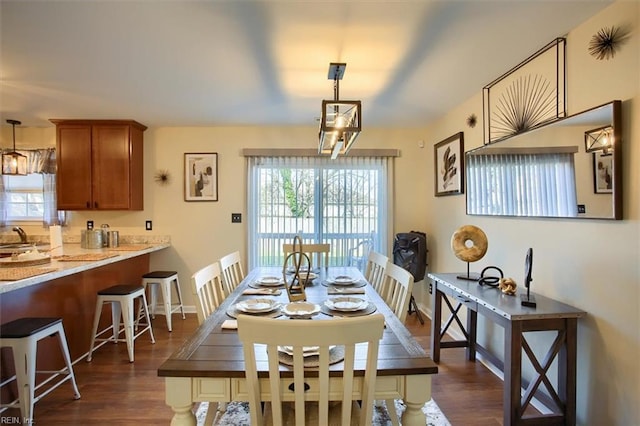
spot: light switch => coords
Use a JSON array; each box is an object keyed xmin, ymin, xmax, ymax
[{"xmin": 145, "ymin": 220, "xmax": 153, "ymax": 231}]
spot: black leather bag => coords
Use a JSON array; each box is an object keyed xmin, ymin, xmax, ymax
[{"xmin": 392, "ymin": 231, "xmax": 428, "ymax": 281}]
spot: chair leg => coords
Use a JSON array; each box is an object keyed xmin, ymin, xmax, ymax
[
  {"xmin": 138, "ymin": 292, "xmax": 156, "ymax": 344},
  {"xmin": 121, "ymin": 299, "xmax": 135, "ymax": 362},
  {"xmin": 55, "ymin": 325, "xmax": 81, "ymax": 400},
  {"xmin": 13, "ymin": 338, "xmax": 37, "ymax": 423},
  {"xmin": 386, "ymin": 399, "xmax": 399, "ymax": 426},
  {"xmin": 160, "ymin": 280, "xmax": 174, "ymax": 332},
  {"xmin": 87, "ymin": 299, "xmax": 104, "ymax": 362},
  {"xmin": 173, "ymin": 277, "xmax": 186, "ymax": 320},
  {"xmin": 111, "ymin": 301, "xmax": 122, "ymax": 343}
]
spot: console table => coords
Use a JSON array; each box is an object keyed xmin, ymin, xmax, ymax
[{"xmin": 428, "ymin": 273, "xmax": 586, "ymax": 426}]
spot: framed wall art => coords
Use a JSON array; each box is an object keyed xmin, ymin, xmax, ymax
[
  {"xmin": 434, "ymin": 132, "xmax": 464, "ymax": 196},
  {"xmin": 483, "ymin": 37, "xmax": 566, "ymax": 145},
  {"xmin": 593, "ymin": 151, "xmax": 613, "ymax": 194},
  {"xmin": 184, "ymin": 152, "xmax": 218, "ymax": 201}
]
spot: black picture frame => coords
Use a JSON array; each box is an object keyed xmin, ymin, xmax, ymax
[
  {"xmin": 184, "ymin": 152, "xmax": 218, "ymax": 201},
  {"xmin": 434, "ymin": 132, "xmax": 464, "ymax": 196},
  {"xmin": 483, "ymin": 37, "xmax": 566, "ymax": 145},
  {"xmin": 593, "ymin": 151, "xmax": 613, "ymax": 194}
]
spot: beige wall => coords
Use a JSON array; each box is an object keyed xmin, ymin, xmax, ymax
[
  {"xmin": 2, "ymin": 2, "xmax": 637, "ymax": 424},
  {"xmin": 423, "ymin": 2, "xmax": 639, "ymax": 425}
]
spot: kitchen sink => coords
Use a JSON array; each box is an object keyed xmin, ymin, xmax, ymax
[{"xmin": 0, "ymin": 243, "xmax": 49, "ymax": 256}]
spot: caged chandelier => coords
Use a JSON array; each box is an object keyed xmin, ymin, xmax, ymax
[
  {"xmin": 318, "ymin": 63, "xmax": 361, "ymax": 159},
  {"xmin": 2, "ymin": 119, "xmax": 27, "ymax": 175}
]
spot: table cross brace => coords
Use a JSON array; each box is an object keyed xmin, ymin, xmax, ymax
[
  {"xmin": 520, "ymin": 330, "xmax": 567, "ymax": 414},
  {"xmin": 440, "ymin": 297, "xmax": 469, "ymax": 342}
]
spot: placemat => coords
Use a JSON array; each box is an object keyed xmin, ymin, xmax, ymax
[
  {"xmin": 248, "ymin": 281, "xmax": 285, "ymax": 289},
  {"xmin": 54, "ymin": 253, "xmax": 119, "ymax": 262},
  {"xmin": 226, "ymin": 304, "xmax": 282, "ymax": 319},
  {"xmin": 321, "ymin": 279, "xmax": 367, "ymax": 288},
  {"xmin": 277, "ymin": 345, "xmax": 345, "ymax": 367},
  {"xmin": 0, "ymin": 256, "xmax": 51, "ymax": 268},
  {"xmin": 320, "ymin": 302, "xmax": 377, "ymax": 317},
  {"xmin": 0, "ymin": 267, "xmax": 57, "ymax": 281},
  {"xmin": 326, "ymin": 287, "xmax": 366, "ymax": 295},
  {"xmin": 242, "ymin": 288, "xmax": 282, "ymax": 296},
  {"xmin": 107, "ymin": 245, "xmax": 152, "ymax": 251}
]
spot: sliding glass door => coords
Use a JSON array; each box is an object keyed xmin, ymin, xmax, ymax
[{"xmin": 247, "ymin": 156, "xmax": 390, "ymax": 269}]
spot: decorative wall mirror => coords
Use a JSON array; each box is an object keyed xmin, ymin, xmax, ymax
[{"xmin": 466, "ymin": 100, "xmax": 622, "ymax": 220}]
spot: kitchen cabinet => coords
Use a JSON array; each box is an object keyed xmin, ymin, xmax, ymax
[{"xmin": 50, "ymin": 119, "xmax": 147, "ymax": 210}]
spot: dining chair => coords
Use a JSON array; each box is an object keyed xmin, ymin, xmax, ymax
[
  {"xmin": 190, "ymin": 261, "xmax": 229, "ymax": 423},
  {"xmin": 364, "ymin": 251, "xmax": 388, "ymax": 296},
  {"xmin": 282, "ymin": 243, "xmax": 330, "ymax": 269},
  {"xmin": 382, "ymin": 262, "xmax": 415, "ymax": 323},
  {"xmin": 238, "ymin": 314, "xmax": 385, "ymax": 426},
  {"xmin": 191, "ymin": 262, "xmax": 226, "ymax": 325},
  {"xmin": 219, "ymin": 251, "xmax": 245, "ymax": 296}
]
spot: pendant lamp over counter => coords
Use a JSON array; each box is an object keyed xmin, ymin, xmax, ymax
[
  {"xmin": 318, "ymin": 63, "xmax": 361, "ymax": 159},
  {"xmin": 2, "ymin": 119, "xmax": 27, "ymax": 175}
]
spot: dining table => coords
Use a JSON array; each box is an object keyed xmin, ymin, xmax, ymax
[{"xmin": 158, "ymin": 266, "xmax": 438, "ymax": 426}]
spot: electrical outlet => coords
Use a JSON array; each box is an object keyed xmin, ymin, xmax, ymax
[
  {"xmin": 231, "ymin": 213, "xmax": 242, "ymax": 223},
  {"xmin": 145, "ymin": 220, "xmax": 152, "ymax": 231},
  {"xmin": 87, "ymin": 220, "xmax": 94, "ymax": 230},
  {"xmin": 577, "ymin": 204, "xmax": 586, "ymax": 214},
  {"xmin": 428, "ymin": 282, "xmax": 433, "ymax": 294}
]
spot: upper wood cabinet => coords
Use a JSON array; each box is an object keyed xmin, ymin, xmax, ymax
[{"xmin": 50, "ymin": 119, "xmax": 147, "ymax": 210}]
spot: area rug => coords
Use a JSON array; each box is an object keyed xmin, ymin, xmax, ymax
[{"xmin": 196, "ymin": 399, "xmax": 451, "ymax": 425}]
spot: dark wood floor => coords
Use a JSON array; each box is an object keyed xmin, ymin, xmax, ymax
[{"xmin": 1, "ymin": 311, "xmax": 506, "ymax": 425}]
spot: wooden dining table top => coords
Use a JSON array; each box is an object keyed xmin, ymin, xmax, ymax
[{"xmin": 157, "ymin": 266, "xmax": 438, "ymax": 379}]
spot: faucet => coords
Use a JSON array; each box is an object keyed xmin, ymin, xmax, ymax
[{"xmin": 12, "ymin": 227, "xmax": 28, "ymax": 243}]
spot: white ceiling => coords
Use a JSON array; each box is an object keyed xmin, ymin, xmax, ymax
[{"xmin": 1, "ymin": 0, "xmax": 613, "ymax": 129}]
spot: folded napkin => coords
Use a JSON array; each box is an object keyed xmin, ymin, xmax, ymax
[
  {"xmin": 327, "ymin": 287, "xmax": 365, "ymax": 295},
  {"xmin": 242, "ymin": 288, "xmax": 282, "ymax": 296},
  {"xmin": 221, "ymin": 320, "xmax": 238, "ymax": 330}
]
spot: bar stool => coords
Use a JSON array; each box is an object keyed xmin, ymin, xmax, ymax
[
  {"xmin": 0, "ymin": 317, "xmax": 81, "ymax": 423},
  {"xmin": 87, "ymin": 284, "xmax": 155, "ymax": 363},
  {"xmin": 141, "ymin": 271, "xmax": 185, "ymax": 332}
]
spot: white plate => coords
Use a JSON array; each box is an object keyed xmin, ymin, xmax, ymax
[
  {"xmin": 255, "ymin": 276, "xmax": 283, "ymax": 286},
  {"xmin": 298, "ymin": 272, "xmax": 318, "ymax": 281},
  {"xmin": 324, "ymin": 297, "xmax": 368, "ymax": 312},
  {"xmin": 327, "ymin": 275, "xmax": 357, "ymax": 286},
  {"xmin": 282, "ymin": 301, "xmax": 321, "ymax": 317},
  {"xmin": 287, "ymin": 265, "xmax": 312, "ymax": 273},
  {"xmin": 236, "ymin": 298, "xmax": 280, "ymax": 313}
]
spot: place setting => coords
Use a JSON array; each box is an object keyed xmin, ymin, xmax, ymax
[
  {"xmin": 226, "ymin": 297, "xmax": 282, "ymax": 319},
  {"xmin": 247, "ymin": 275, "xmax": 285, "ymax": 294},
  {"xmin": 320, "ymin": 296, "xmax": 376, "ymax": 317},
  {"xmin": 276, "ymin": 344, "xmax": 345, "ymax": 367},
  {"xmin": 281, "ymin": 301, "xmax": 321, "ymax": 319},
  {"xmin": 323, "ymin": 274, "xmax": 367, "ymax": 294}
]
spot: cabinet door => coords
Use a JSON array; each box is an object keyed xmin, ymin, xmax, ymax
[
  {"xmin": 92, "ymin": 125, "xmax": 132, "ymax": 209},
  {"xmin": 56, "ymin": 125, "xmax": 93, "ymax": 210}
]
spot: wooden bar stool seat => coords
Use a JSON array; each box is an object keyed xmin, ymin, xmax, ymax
[
  {"xmin": 0, "ymin": 317, "xmax": 81, "ymax": 423},
  {"xmin": 87, "ymin": 284, "xmax": 155, "ymax": 363},
  {"xmin": 141, "ymin": 270, "xmax": 185, "ymax": 332}
]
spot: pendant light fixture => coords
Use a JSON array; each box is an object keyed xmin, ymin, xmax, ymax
[
  {"xmin": 584, "ymin": 125, "xmax": 614, "ymax": 154},
  {"xmin": 2, "ymin": 119, "xmax": 27, "ymax": 175},
  {"xmin": 318, "ymin": 63, "xmax": 361, "ymax": 159}
]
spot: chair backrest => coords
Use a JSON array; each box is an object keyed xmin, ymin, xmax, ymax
[
  {"xmin": 282, "ymin": 243, "xmax": 330, "ymax": 268},
  {"xmin": 238, "ymin": 314, "xmax": 384, "ymax": 426},
  {"xmin": 191, "ymin": 262, "xmax": 225, "ymax": 325},
  {"xmin": 364, "ymin": 251, "xmax": 388, "ymax": 296},
  {"xmin": 382, "ymin": 262, "xmax": 415, "ymax": 323},
  {"xmin": 219, "ymin": 251, "xmax": 245, "ymax": 295}
]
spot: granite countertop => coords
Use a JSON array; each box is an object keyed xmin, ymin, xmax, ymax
[{"xmin": 0, "ymin": 242, "xmax": 170, "ymax": 294}]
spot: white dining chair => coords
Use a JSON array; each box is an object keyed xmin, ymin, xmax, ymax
[
  {"xmin": 191, "ymin": 262, "xmax": 226, "ymax": 325},
  {"xmin": 190, "ymin": 261, "xmax": 229, "ymax": 423},
  {"xmin": 364, "ymin": 251, "xmax": 388, "ymax": 296},
  {"xmin": 382, "ymin": 262, "xmax": 414, "ymax": 323},
  {"xmin": 238, "ymin": 314, "xmax": 385, "ymax": 426},
  {"xmin": 219, "ymin": 251, "xmax": 245, "ymax": 295},
  {"xmin": 282, "ymin": 243, "xmax": 330, "ymax": 269}
]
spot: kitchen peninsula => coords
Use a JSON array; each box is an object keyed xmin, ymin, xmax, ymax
[{"xmin": 0, "ymin": 240, "xmax": 170, "ymax": 363}]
